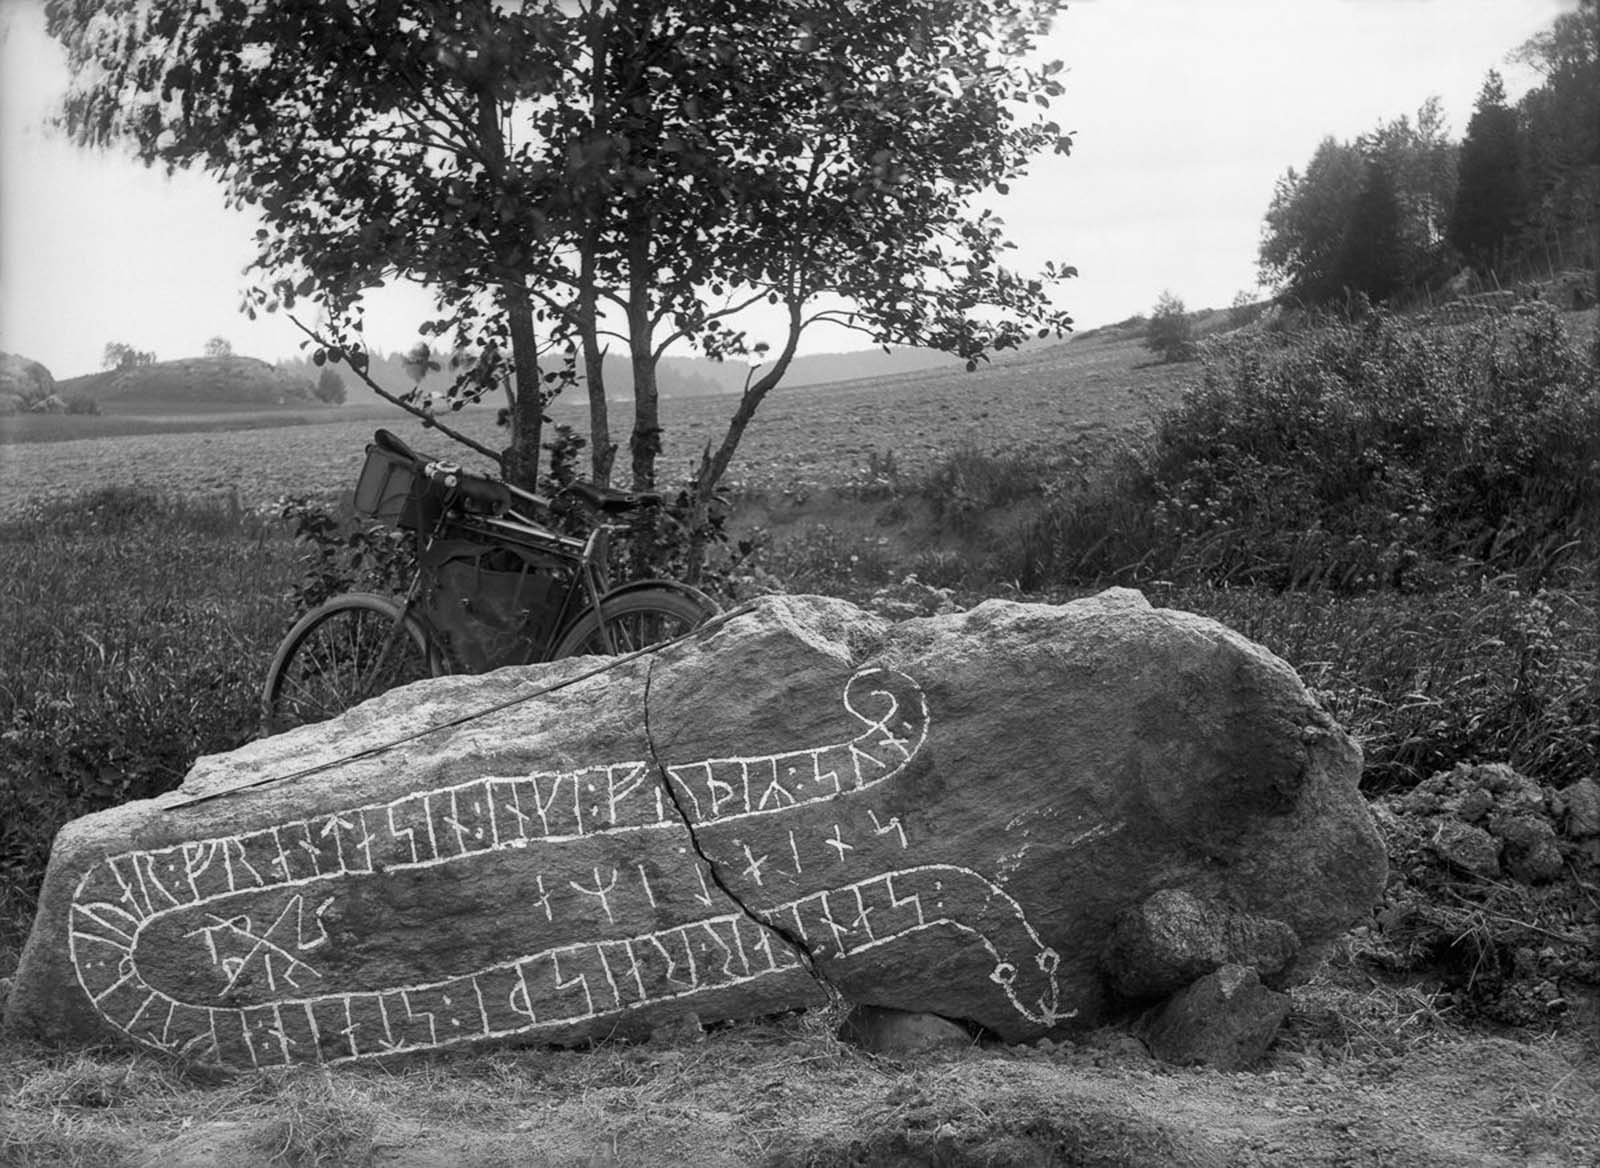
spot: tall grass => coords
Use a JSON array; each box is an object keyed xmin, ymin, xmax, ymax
[{"xmin": 0, "ymin": 488, "xmax": 299, "ymax": 962}]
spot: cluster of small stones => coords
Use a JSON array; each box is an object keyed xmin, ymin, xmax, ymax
[
  {"xmin": 1384, "ymin": 763, "xmax": 1596, "ymax": 883},
  {"xmin": 1371, "ymin": 763, "xmax": 1600, "ymax": 1024}
]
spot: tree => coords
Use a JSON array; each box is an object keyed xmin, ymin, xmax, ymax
[
  {"xmin": 1449, "ymin": 72, "xmax": 1526, "ymax": 271},
  {"xmin": 101, "ymin": 341, "xmax": 155, "ymax": 370},
  {"xmin": 1358, "ymin": 99, "xmax": 1456, "ymax": 288},
  {"xmin": 1258, "ymin": 137, "xmax": 1365, "ymax": 304},
  {"xmin": 1337, "ymin": 159, "xmax": 1404, "ymax": 303},
  {"xmin": 1512, "ymin": 1, "xmax": 1600, "ymax": 273},
  {"xmin": 48, "ymin": 0, "xmax": 1074, "ymax": 517},
  {"xmin": 1260, "ymin": 100, "xmax": 1457, "ymax": 307},
  {"xmin": 203, "ymin": 336, "xmax": 233, "ymax": 358},
  {"xmin": 1145, "ymin": 291, "xmax": 1195, "ymax": 363},
  {"xmin": 315, "ymin": 364, "xmax": 347, "ymax": 405}
]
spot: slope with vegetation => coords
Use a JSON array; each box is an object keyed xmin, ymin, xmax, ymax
[
  {"xmin": 1259, "ymin": 1, "xmax": 1598, "ymax": 310},
  {"xmin": 57, "ymin": 356, "xmax": 318, "ymax": 411}
]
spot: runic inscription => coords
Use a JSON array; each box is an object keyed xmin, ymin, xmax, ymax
[{"xmin": 69, "ymin": 668, "xmax": 1064, "ymax": 1066}]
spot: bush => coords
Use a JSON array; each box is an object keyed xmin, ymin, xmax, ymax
[
  {"xmin": 922, "ymin": 445, "xmax": 1040, "ymax": 535},
  {"xmin": 1146, "ymin": 291, "xmax": 1197, "ymax": 363},
  {"xmin": 1146, "ymin": 306, "xmax": 1596, "ymax": 590}
]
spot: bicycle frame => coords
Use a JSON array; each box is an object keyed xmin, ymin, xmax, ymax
[
  {"xmin": 396, "ymin": 475, "xmax": 707, "ymax": 667},
  {"xmin": 260, "ymin": 434, "xmax": 718, "ymax": 737}
]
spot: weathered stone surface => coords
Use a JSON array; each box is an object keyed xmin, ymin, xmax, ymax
[
  {"xmin": 3, "ymin": 590, "xmax": 1385, "ymax": 1068},
  {"xmin": 838, "ymin": 1005, "xmax": 971, "ymax": 1054},
  {"xmin": 1141, "ymin": 964, "xmax": 1290, "ymax": 1070},
  {"xmin": 1101, "ymin": 889, "xmax": 1300, "ymax": 1001},
  {"xmin": 1563, "ymin": 778, "xmax": 1600, "ymax": 839},
  {"xmin": 1429, "ymin": 819, "xmax": 1502, "ymax": 877},
  {"xmin": 1491, "ymin": 815, "xmax": 1564, "ymax": 884}
]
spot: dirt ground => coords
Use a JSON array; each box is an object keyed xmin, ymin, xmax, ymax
[{"xmin": 4, "ymin": 975, "xmax": 1596, "ymax": 1168}]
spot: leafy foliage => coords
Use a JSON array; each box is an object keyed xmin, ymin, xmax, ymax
[
  {"xmin": 1142, "ymin": 305, "xmax": 1597, "ymax": 591},
  {"xmin": 1145, "ymin": 291, "xmax": 1196, "ymax": 363},
  {"xmin": 46, "ymin": 0, "xmax": 1076, "ymax": 533},
  {"xmin": 1260, "ymin": 4, "xmax": 1598, "ymax": 301},
  {"xmin": 1258, "ymin": 106, "xmax": 1455, "ymax": 306},
  {"xmin": 1450, "ymin": 72, "xmax": 1525, "ymax": 270},
  {"xmin": 100, "ymin": 341, "xmax": 155, "ymax": 371},
  {"xmin": 277, "ymin": 495, "xmax": 415, "ymax": 612},
  {"xmin": 314, "ymin": 364, "xmax": 347, "ymax": 405}
]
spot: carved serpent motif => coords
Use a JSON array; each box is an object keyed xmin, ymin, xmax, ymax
[{"xmin": 68, "ymin": 668, "xmax": 1061, "ymax": 1066}]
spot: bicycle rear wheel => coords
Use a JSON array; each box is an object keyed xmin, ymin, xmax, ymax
[
  {"xmin": 260, "ymin": 593, "xmax": 436, "ymax": 736},
  {"xmin": 551, "ymin": 587, "xmax": 713, "ymax": 660}
]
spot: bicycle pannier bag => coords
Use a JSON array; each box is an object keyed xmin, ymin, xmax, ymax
[
  {"xmin": 354, "ymin": 443, "xmax": 424, "ymax": 529},
  {"xmin": 423, "ymin": 542, "xmax": 569, "ymax": 671}
]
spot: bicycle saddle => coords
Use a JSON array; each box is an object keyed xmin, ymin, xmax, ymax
[{"xmin": 562, "ymin": 480, "xmax": 661, "ymax": 514}]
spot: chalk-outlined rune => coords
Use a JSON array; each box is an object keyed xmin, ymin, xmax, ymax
[{"xmin": 68, "ymin": 667, "xmax": 1065, "ymax": 1066}]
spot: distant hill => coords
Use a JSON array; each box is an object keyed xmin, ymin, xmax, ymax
[
  {"xmin": 277, "ymin": 344, "xmax": 965, "ymax": 404},
  {"xmin": 58, "ymin": 357, "xmax": 319, "ymax": 407}
]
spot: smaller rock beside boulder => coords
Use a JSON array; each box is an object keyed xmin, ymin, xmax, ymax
[
  {"xmin": 1101, "ymin": 888, "xmax": 1300, "ymax": 1001},
  {"xmin": 1140, "ymin": 965, "xmax": 1290, "ymax": 1071}
]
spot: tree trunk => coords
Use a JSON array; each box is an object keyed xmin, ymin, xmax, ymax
[
  {"xmin": 475, "ymin": 86, "xmax": 543, "ymax": 489},
  {"xmin": 683, "ymin": 303, "xmax": 804, "ymax": 583},
  {"xmin": 626, "ymin": 234, "xmax": 660, "ymax": 494},
  {"xmin": 581, "ymin": 7, "xmax": 616, "ymax": 486},
  {"xmin": 501, "ymin": 284, "xmax": 544, "ymax": 491},
  {"xmin": 582, "ymin": 327, "xmax": 615, "ymax": 485}
]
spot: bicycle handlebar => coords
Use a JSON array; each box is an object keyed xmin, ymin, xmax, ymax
[{"xmin": 423, "ymin": 461, "xmax": 512, "ymax": 513}]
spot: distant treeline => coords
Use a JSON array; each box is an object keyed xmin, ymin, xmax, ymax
[{"xmin": 1260, "ymin": 2, "xmax": 1598, "ymax": 307}]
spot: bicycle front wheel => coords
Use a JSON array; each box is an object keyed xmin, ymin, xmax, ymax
[
  {"xmin": 260, "ymin": 593, "xmax": 436, "ymax": 736},
  {"xmin": 551, "ymin": 587, "xmax": 713, "ymax": 660}
]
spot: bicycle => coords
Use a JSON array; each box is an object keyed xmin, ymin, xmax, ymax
[{"xmin": 260, "ymin": 428, "xmax": 718, "ymax": 735}]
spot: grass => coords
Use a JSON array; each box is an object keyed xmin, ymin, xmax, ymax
[
  {"xmin": 3, "ymin": 1003, "xmax": 1594, "ymax": 1166},
  {"xmin": 0, "ymin": 489, "xmax": 300, "ymax": 967}
]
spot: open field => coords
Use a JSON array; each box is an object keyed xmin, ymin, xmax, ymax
[{"xmin": 0, "ymin": 329, "xmax": 1181, "ymax": 517}]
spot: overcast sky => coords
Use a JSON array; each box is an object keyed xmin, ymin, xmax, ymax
[{"xmin": 0, "ymin": 0, "xmax": 1570, "ymax": 378}]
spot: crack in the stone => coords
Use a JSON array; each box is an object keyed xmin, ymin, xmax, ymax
[{"xmin": 640, "ymin": 653, "xmax": 829, "ymax": 991}]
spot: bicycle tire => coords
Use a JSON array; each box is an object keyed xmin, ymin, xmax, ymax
[
  {"xmin": 550, "ymin": 586, "xmax": 712, "ymax": 660},
  {"xmin": 260, "ymin": 593, "xmax": 437, "ymax": 736}
]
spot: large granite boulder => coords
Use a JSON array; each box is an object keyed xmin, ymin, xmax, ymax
[{"xmin": 2, "ymin": 591, "xmax": 1385, "ymax": 1068}]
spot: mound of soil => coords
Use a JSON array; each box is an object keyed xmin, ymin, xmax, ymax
[{"xmin": 1367, "ymin": 763, "xmax": 1600, "ymax": 1028}]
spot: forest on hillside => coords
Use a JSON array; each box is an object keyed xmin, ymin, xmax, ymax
[{"xmin": 1258, "ymin": 1, "xmax": 1598, "ymax": 308}]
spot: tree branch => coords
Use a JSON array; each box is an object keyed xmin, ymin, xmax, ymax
[{"xmin": 287, "ymin": 314, "xmax": 505, "ymax": 468}]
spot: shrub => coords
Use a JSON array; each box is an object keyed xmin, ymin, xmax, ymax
[
  {"xmin": 1132, "ymin": 304, "xmax": 1597, "ymax": 591},
  {"xmin": 1146, "ymin": 291, "xmax": 1197, "ymax": 363},
  {"xmin": 922, "ymin": 445, "xmax": 1041, "ymax": 535},
  {"xmin": 278, "ymin": 495, "xmax": 414, "ymax": 611}
]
